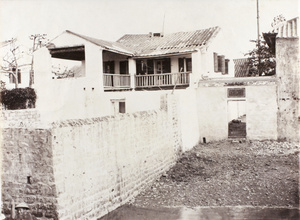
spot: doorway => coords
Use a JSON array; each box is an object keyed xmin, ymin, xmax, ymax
[{"xmin": 227, "ymin": 100, "xmax": 246, "ymax": 138}]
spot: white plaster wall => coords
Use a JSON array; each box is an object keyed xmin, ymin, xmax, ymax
[
  {"xmin": 196, "ymin": 86, "xmax": 228, "ymax": 142},
  {"xmin": 191, "ymin": 50, "xmax": 202, "ymax": 86},
  {"xmin": 175, "ymin": 88, "xmax": 201, "ymax": 151},
  {"xmin": 196, "ymin": 84, "xmax": 278, "ymax": 141},
  {"xmin": 246, "ymin": 85, "xmax": 278, "ymax": 140},
  {"xmin": 50, "ymin": 31, "xmax": 87, "ymax": 48},
  {"xmin": 204, "ymin": 29, "xmax": 234, "ymax": 77}
]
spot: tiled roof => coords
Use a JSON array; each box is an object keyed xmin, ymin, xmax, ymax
[
  {"xmin": 65, "ymin": 30, "xmax": 134, "ymax": 56},
  {"xmin": 233, "ymin": 58, "xmax": 250, "ymax": 77},
  {"xmin": 117, "ymin": 26, "xmax": 220, "ymax": 57}
]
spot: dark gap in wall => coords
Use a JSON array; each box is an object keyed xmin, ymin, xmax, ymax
[{"xmin": 27, "ymin": 176, "xmax": 32, "ymax": 184}]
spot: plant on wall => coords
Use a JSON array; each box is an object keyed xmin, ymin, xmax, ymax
[
  {"xmin": 0, "ymin": 87, "xmax": 36, "ymax": 110},
  {"xmin": 245, "ymin": 40, "xmax": 276, "ymax": 76}
]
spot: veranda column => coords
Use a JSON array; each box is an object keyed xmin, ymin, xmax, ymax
[
  {"xmin": 84, "ymin": 42, "xmax": 104, "ymax": 91},
  {"xmin": 128, "ymin": 58, "xmax": 136, "ymax": 90},
  {"xmin": 191, "ymin": 49, "xmax": 202, "ymax": 88}
]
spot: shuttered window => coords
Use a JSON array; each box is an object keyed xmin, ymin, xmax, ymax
[
  {"xmin": 214, "ymin": 53, "xmax": 228, "ymax": 74},
  {"xmin": 214, "ymin": 53, "xmax": 218, "ymax": 72}
]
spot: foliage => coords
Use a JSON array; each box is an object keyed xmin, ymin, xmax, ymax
[
  {"xmin": 0, "ymin": 80, "xmax": 6, "ymax": 90},
  {"xmin": 245, "ymin": 40, "xmax": 276, "ymax": 76},
  {"xmin": 0, "ymin": 87, "xmax": 36, "ymax": 110},
  {"xmin": 271, "ymin": 14, "xmax": 286, "ymax": 31}
]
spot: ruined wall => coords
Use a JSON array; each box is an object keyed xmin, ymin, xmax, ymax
[
  {"xmin": 50, "ymin": 96, "xmax": 181, "ymax": 219},
  {"xmin": 276, "ymin": 38, "xmax": 300, "ymax": 141},
  {"xmin": 1, "ymin": 128, "xmax": 58, "ymax": 219}
]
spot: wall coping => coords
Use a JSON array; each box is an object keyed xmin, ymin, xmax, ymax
[{"xmin": 198, "ymin": 76, "xmax": 277, "ymax": 87}]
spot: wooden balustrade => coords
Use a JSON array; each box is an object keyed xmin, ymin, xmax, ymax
[
  {"xmin": 103, "ymin": 72, "xmax": 190, "ymax": 90},
  {"xmin": 135, "ymin": 72, "xmax": 190, "ymax": 88}
]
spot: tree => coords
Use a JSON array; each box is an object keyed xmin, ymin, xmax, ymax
[
  {"xmin": 271, "ymin": 14, "xmax": 286, "ymax": 31},
  {"xmin": 0, "ymin": 35, "xmax": 48, "ymax": 89},
  {"xmin": 0, "ymin": 38, "xmax": 30, "ymax": 88},
  {"xmin": 244, "ymin": 15, "xmax": 284, "ymax": 77},
  {"xmin": 245, "ymin": 40, "xmax": 276, "ymax": 76}
]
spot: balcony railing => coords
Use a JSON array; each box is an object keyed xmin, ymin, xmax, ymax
[
  {"xmin": 103, "ymin": 74, "xmax": 130, "ymax": 89},
  {"xmin": 103, "ymin": 72, "xmax": 190, "ymax": 90},
  {"xmin": 135, "ymin": 72, "xmax": 190, "ymax": 88}
]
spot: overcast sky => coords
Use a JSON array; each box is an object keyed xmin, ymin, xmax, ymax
[{"xmin": 0, "ymin": 0, "xmax": 299, "ymax": 58}]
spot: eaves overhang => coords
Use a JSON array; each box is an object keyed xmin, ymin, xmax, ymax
[{"xmin": 49, "ymin": 45, "xmax": 85, "ymax": 60}]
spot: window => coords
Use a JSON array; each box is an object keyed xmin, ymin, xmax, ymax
[
  {"xmin": 9, "ymin": 68, "xmax": 21, "ymax": 84},
  {"xmin": 156, "ymin": 58, "xmax": 170, "ymax": 74},
  {"xmin": 103, "ymin": 61, "xmax": 115, "ymax": 73},
  {"xmin": 136, "ymin": 60, "xmax": 147, "ymax": 74},
  {"xmin": 136, "ymin": 58, "xmax": 170, "ymax": 74},
  {"xmin": 225, "ymin": 59, "xmax": 230, "ymax": 74},
  {"xmin": 119, "ymin": 61, "xmax": 128, "ymax": 74},
  {"xmin": 111, "ymin": 99, "xmax": 126, "ymax": 114},
  {"xmin": 119, "ymin": 102, "xmax": 126, "ymax": 113},
  {"xmin": 214, "ymin": 53, "xmax": 229, "ymax": 74},
  {"xmin": 178, "ymin": 58, "xmax": 192, "ymax": 72}
]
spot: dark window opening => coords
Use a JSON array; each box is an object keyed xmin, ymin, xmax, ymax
[
  {"xmin": 119, "ymin": 102, "xmax": 126, "ymax": 113},
  {"xmin": 119, "ymin": 61, "xmax": 128, "ymax": 74},
  {"xmin": 147, "ymin": 60, "xmax": 154, "ymax": 74},
  {"xmin": 136, "ymin": 58, "xmax": 170, "ymax": 75},
  {"xmin": 225, "ymin": 59, "xmax": 230, "ymax": 74},
  {"xmin": 156, "ymin": 58, "xmax": 170, "ymax": 73},
  {"xmin": 103, "ymin": 61, "xmax": 115, "ymax": 73},
  {"xmin": 178, "ymin": 58, "xmax": 192, "ymax": 72}
]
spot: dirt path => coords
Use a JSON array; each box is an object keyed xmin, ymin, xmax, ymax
[{"xmin": 131, "ymin": 140, "xmax": 299, "ymax": 208}]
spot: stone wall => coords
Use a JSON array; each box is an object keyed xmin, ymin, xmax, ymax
[
  {"xmin": 1, "ymin": 128, "xmax": 58, "ymax": 219},
  {"xmin": 276, "ymin": 38, "xmax": 300, "ymax": 141},
  {"xmin": 0, "ymin": 109, "xmax": 41, "ymax": 128},
  {"xmin": 1, "ymin": 94, "xmax": 182, "ymax": 219}
]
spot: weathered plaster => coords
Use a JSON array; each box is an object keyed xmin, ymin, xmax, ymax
[{"xmin": 276, "ymin": 38, "xmax": 300, "ymax": 141}]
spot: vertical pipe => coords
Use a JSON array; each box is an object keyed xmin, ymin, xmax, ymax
[{"xmin": 257, "ymin": 0, "xmax": 261, "ymax": 75}]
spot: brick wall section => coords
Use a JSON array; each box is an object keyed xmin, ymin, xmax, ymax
[
  {"xmin": 1, "ymin": 128, "xmax": 58, "ymax": 219},
  {"xmin": 50, "ymin": 100, "xmax": 182, "ymax": 219},
  {"xmin": 0, "ymin": 109, "xmax": 41, "ymax": 128},
  {"xmin": 276, "ymin": 38, "xmax": 300, "ymax": 141}
]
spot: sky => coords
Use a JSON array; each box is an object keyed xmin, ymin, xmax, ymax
[{"xmin": 0, "ymin": 0, "xmax": 299, "ymax": 58}]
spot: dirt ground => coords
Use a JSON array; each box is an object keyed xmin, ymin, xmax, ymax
[{"xmin": 131, "ymin": 140, "xmax": 300, "ymax": 208}]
